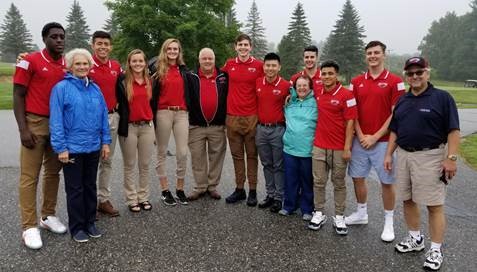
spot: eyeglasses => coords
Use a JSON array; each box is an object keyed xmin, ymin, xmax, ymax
[{"xmin": 405, "ymin": 70, "xmax": 426, "ymax": 77}]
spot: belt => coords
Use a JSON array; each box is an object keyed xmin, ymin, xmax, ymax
[
  {"xmin": 129, "ymin": 120, "xmax": 152, "ymax": 126},
  {"xmin": 108, "ymin": 108, "xmax": 118, "ymax": 114},
  {"xmin": 259, "ymin": 122, "xmax": 285, "ymax": 127},
  {"xmin": 160, "ymin": 106, "xmax": 186, "ymax": 111},
  {"xmin": 400, "ymin": 145, "xmax": 442, "ymax": 152}
]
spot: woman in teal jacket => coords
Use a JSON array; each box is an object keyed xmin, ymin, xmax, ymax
[
  {"xmin": 50, "ymin": 48, "xmax": 111, "ymax": 243},
  {"xmin": 280, "ymin": 75, "xmax": 317, "ymax": 220}
]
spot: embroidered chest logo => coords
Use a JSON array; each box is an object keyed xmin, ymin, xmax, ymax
[
  {"xmin": 248, "ymin": 67, "xmax": 256, "ymax": 73},
  {"xmin": 272, "ymin": 89, "xmax": 281, "ymax": 95},
  {"xmin": 111, "ymin": 71, "xmax": 118, "ymax": 76},
  {"xmin": 90, "ymin": 69, "xmax": 95, "ymax": 73},
  {"xmin": 315, "ymin": 80, "xmax": 322, "ymax": 85},
  {"xmin": 359, "ymin": 83, "xmax": 364, "ymax": 88},
  {"xmin": 419, "ymin": 108, "xmax": 431, "ymax": 112},
  {"xmin": 42, "ymin": 67, "xmax": 49, "ymax": 72},
  {"xmin": 378, "ymin": 82, "xmax": 388, "ymax": 88},
  {"xmin": 330, "ymin": 99, "xmax": 340, "ymax": 106}
]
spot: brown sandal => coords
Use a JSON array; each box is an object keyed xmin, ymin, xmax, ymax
[
  {"xmin": 139, "ymin": 201, "xmax": 152, "ymax": 211},
  {"xmin": 128, "ymin": 204, "xmax": 141, "ymax": 212}
]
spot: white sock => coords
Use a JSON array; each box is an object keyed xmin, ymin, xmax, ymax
[
  {"xmin": 430, "ymin": 242, "xmax": 442, "ymax": 251},
  {"xmin": 384, "ymin": 210, "xmax": 394, "ymax": 219},
  {"xmin": 409, "ymin": 230, "xmax": 421, "ymax": 240},
  {"xmin": 357, "ymin": 203, "xmax": 367, "ymax": 215}
]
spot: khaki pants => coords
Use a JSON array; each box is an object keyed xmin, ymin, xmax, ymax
[
  {"xmin": 155, "ymin": 110, "xmax": 189, "ymax": 179},
  {"xmin": 226, "ymin": 115, "xmax": 258, "ymax": 189},
  {"xmin": 312, "ymin": 147, "xmax": 347, "ymax": 215},
  {"xmin": 97, "ymin": 112, "xmax": 119, "ymax": 203},
  {"xmin": 119, "ymin": 123, "xmax": 155, "ymax": 205},
  {"xmin": 188, "ymin": 125, "xmax": 226, "ymax": 192},
  {"xmin": 19, "ymin": 113, "xmax": 62, "ymax": 230}
]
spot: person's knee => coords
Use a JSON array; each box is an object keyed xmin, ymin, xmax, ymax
[{"xmin": 427, "ymin": 205, "xmax": 444, "ymax": 214}]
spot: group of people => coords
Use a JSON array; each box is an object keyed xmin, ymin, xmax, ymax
[{"xmin": 13, "ymin": 21, "xmax": 460, "ymax": 271}]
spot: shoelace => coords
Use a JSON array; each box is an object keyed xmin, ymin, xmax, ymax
[{"xmin": 426, "ymin": 249, "xmax": 442, "ymax": 261}]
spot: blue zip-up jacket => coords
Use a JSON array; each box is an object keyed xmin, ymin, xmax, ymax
[
  {"xmin": 50, "ymin": 73, "xmax": 111, "ymax": 154},
  {"xmin": 283, "ymin": 88, "xmax": 318, "ymax": 157}
]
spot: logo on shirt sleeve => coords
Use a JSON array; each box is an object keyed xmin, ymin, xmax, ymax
[
  {"xmin": 346, "ymin": 98, "xmax": 357, "ymax": 107},
  {"xmin": 397, "ymin": 82, "xmax": 405, "ymax": 91},
  {"xmin": 16, "ymin": 60, "xmax": 30, "ymax": 70}
]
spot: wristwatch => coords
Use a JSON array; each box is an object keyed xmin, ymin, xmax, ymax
[{"xmin": 447, "ymin": 154, "xmax": 458, "ymax": 161}]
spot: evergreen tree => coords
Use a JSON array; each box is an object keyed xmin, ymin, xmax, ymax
[
  {"xmin": 0, "ymin": 3, "xmax": 34, "ymax": 62},
  {"xmin": 243, "ymin": 0, "xmax": 267, "ymax": 59},
  {"xmin": 321, "ymin": 0, "xmax": 365, "ymax": 83},
  {"xmin": 277, "ymin": 2, "xmax": 312, "ymax": 79},
  {"xmin": 65, "ymin": 0, "xmax": 91, "ymax": 51},
  {"xmin": 106, "ymin": 0, "xmax": 239, "ymax": 67},
  {"xmin": 103, "ymin": 12, "xmax": 119, "ymax": 37}
]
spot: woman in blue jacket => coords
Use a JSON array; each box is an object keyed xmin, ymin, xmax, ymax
[
  {"xmin": 280, "ymin": 75, "xmax": 317, "ymax": 220},
  {"xmin": 49, "ymin": 48, "xmax": 111, "ymax": 243}
]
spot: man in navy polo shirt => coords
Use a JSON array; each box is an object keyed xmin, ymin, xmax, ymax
[{"xmin": 384, "ymin": 57, "xmax": 460, "ymax": 271}]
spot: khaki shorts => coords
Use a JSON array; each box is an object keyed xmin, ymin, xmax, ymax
[{"xmin": 395, "ymin": 146, "xmax": 447, "ymax": 206}]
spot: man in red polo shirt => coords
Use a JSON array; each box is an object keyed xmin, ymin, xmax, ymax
[
  {"xmin": 222, "ymin": 33, "xmax": 264, "ymax": 206},
  {"xmin": 255, "ymin": 52, "xmax": 290, "ymax": 213},
  {"xmin": 346, "ymin": 41, "xmax": 405, "ymax": 242},
  {"xmin": 290, "ymin": 45, "xmax": 322, "ymax": 90},
  {"xmin": 186, "ymin": 48, "xmax": 228, "ymax": 201},
  {"xmin": 88, "ymin": 31, "xmax": 123, "ymax": 217},
  {"xmin": 308, "ymin": 60, "xmax": 357, "ymax": 235},
  {"xmin": 13, "ymin": 22, "xmax": 68, "ymax": 249}
]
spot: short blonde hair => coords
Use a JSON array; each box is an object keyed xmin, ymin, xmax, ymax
[{"xmin": 65, "ymin": 48, "xmax": 93, "ymax": 69}]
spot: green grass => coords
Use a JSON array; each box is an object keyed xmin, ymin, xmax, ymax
[
  {"xmin": 0, "ymin": 82, "xmax": 13, "ymax": 109},
  {"xmin": 460, "ymin": 133, "xmax": 477, "ymax": 170},
  {"xmin": 434, "ymin": 81, "xmax": 477, "ymax": 108},
  {"xmin": 0, "ymin": 62, "xmax": 15, "ymax": 76}
]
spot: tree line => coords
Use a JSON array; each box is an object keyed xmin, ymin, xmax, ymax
[{"xmin": 1, "ymin": 0, "xmax": 475, "ymax": 82}]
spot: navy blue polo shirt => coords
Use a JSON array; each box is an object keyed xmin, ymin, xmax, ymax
[{"xmin": 389, "ymin": 83, "xmax": 459, "ymax": 148}]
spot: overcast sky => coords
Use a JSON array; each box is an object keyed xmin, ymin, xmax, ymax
[{"xmin": 0, "ymin": 0, "xmax": 472, "ymax": 54}]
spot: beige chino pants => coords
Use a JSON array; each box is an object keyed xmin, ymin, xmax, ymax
[
  {"xmin": 119, "ymin": 122, "xmax": 155, "ymax": 205},
  {"xmin": 188, "ymin": 125, "xmax": 226, "ymax": 193}
]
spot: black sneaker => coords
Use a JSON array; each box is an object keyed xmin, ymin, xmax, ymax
[
  {"xmin": 246, "ymin": 190, "xmax": 257, "ymax": 207},
  {"xmin": 176, "ymin": 190, "xmax": 189, "ymax": 205},
  {"xmin": 269, "ymin": 200, "xmax": 282, "ymax": 213},
  {"xmin": 225, "ymin": 188, "xmax": 246, "ymax": 204},
  {"xmin": 258, "ymin": 196, "xmax": 274, "ymax": 209},
  {"xmin": 161, "ymin": 190, "xmax": 177, "ymax": 206}
]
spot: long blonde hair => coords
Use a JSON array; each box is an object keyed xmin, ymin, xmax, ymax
[
  {"xmin": 125, "ymin": 49, "xmax": 151, "ymax": 101},
  {"xmin": 153, "ymin": 38, "xmax": 185, "ymax": 80}
]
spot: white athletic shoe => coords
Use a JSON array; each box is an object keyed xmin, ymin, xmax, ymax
[
  {"xmin": 40, "ymin": 216, "xmax": 67, "ymax": 234},
  {"xmin": 345, "ymin": 211, "xmax": 368, "ymax": 225},
  {"xmin": 308, "ymin": 211, "xmax": 327, "ymax": 231},
  {"xmin": 381, "ymin": 217, "xmax": 395, "ymax": 242},
  {"xmin": 22, "ymin": 227, "xmax": 42, "ymax": 250},
  {"xmin": 333, "ymin": 215, "xmax": 348, "ymax": 235},
  {"xmin": 423, "ymin": 248, "xmax": 444, "ymax": 271}
]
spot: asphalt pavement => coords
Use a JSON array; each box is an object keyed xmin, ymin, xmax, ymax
[{"xmin": 0, "ymin": 109, "xmax": 476, "ymax": 272}]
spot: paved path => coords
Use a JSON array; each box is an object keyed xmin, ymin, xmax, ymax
[{"xmin": 0, "ymin": 109, "xmax": 476, "ymax": 271}]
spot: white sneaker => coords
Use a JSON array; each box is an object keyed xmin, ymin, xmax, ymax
[
  {"xmin": 333, "ymin": 215, "xmax": 348, "ymax": 235},
  {"xmin": 381, "ymin": 217, "xmax": 395, "ymax": 242},
  {"xmin": 345, "ymin": 211, "xmax": 368, "ymax": 225},
  {"xmin": 308, "ymin": 211, "xmax": 327, "ymax": 231},
  {"xmin": 22, "ymin": 227, "xmax": 42, "ymax": 249},
  {"xmin": 423, "ymin": 248, "xmax": 444, "ymax": 271},
  {"xmin": 40, "ymin": 216, "xmax": 67, "ymax": 234}
]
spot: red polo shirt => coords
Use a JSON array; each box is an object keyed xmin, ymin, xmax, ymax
[
  {"xmin": 290, "ymin": 69, "xmax": 323, "ymax": 91},
  {"xmin": 199, "ymin": 68, "xmax": 218, "ymax": 122},
  {"xmin": 350, "ymin": 69, "xmax": 405, "ymax": 141},
  {"xmin": 129, "ymin": 80, "xmax": 153, "ymax": 122},
  {"xmin": 256, "ymin": 76, "xmax": 290, "ymax": 123},
  {"xmin": 158, "ymin": 65, "xmax": 187, "ymax": 110},
  {"xmin": 222, "ymin": 57, "xmax": 263, "ymax": 116},
  {"xmin": 13, "ymin": 49, "xmax": 66, "ymax": 116},
  {"xmin": 314, "ymin": 83, "xmax": 357, "ymax": 150},
  {"xmin": 89, "ymin": 55, "xmax": 123, "ymax": 111}
]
